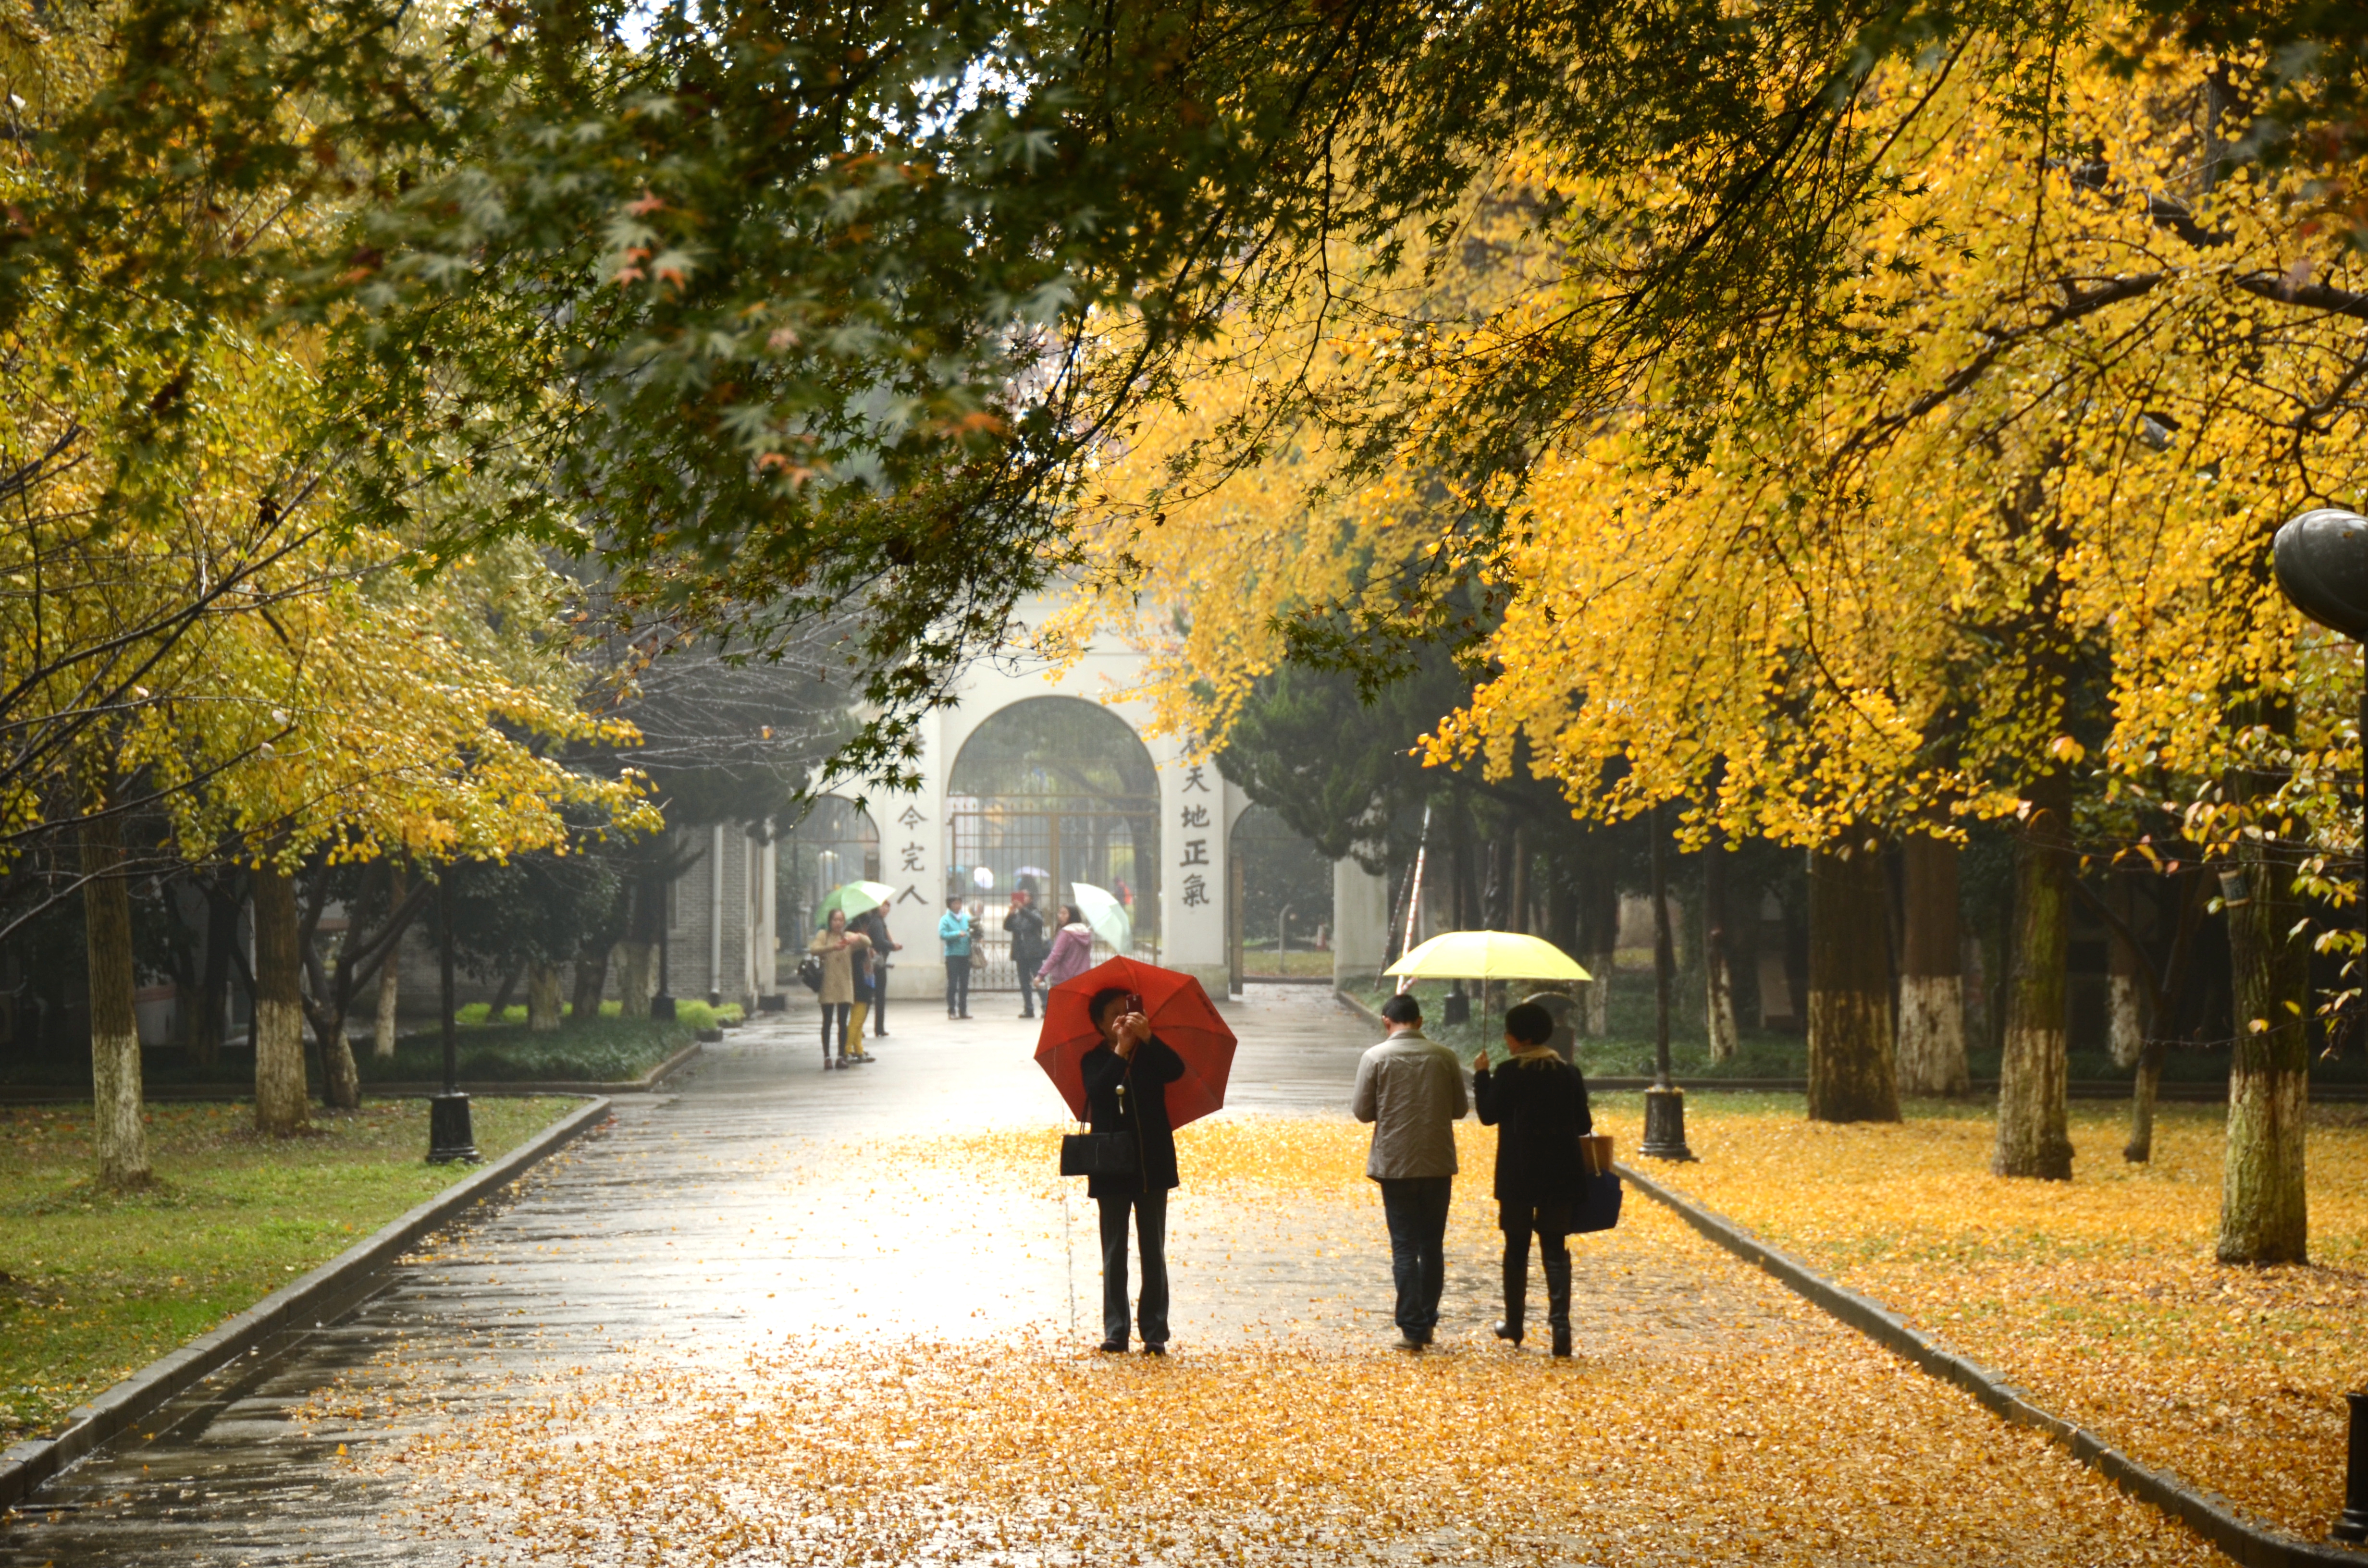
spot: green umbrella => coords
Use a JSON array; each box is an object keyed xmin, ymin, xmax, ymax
[
  {"xmin": 1070, "ymin": 882, "xmax": 1133, "ymax": 953},
  {"xmin": 815, "ymin": 881, "xmax": 898, "ymax": 924}
]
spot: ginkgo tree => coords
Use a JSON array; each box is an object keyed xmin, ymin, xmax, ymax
[{"xmin": 1425, "ymin": 26, "xmax": 2367, "ymax": 1260}]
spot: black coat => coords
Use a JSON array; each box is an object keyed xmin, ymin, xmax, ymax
[
  {"xmin": 1472, "ymin": 1050, "xmax": 1593, "ymax": 1212},
  {"xmin": 1003, "ymin": 904, "xmax": 1047, "ymax": 964},
  {"xmin": 1079, "ymin": 1038, "xmax": 1184, "ymax": 1198}
]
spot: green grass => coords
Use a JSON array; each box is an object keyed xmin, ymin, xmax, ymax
[
  {"xmin": 1239, "ymin": 948, "xmax": 1334, "ymax": 978},
  {"xmin": 0, "ymin": 1096, "xmax": 577, "ymax": 1445},
  {"xmin": 359, "ymin": 1013, "xmax": 703, "ymax": 1084}
]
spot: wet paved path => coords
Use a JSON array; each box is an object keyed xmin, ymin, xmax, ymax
[
  {"xmin": 0, "ymin": 986, "xmax": 1454, "ymax": 1564},
  {"xmin": 0, "ymin": 986, "xmax": 2220, "ymax": 1567}
]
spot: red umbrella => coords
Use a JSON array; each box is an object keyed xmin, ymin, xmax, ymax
[{"xmin": 1034, "ymin": 956, "xmax": 1237, "ymax": 1130}]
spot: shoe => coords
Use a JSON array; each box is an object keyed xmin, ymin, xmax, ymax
[
  {"xmin": 1098, "ymin": 1339, "xmax": 1127, "ymax": 1354},
  {"xmin": 958, "ymin": 1012, "xmax": 972, "ymax": 1019},
  {"xmin": 1492, "ymin": 1321, "xmax": 1522, "ymax": 1346},
  {"xmin": 1019, "ymin": 1012, "xmax": 1035, "ymax": 1019},
  {"xmin": 1416, "ymin": 1327, "xmax": 1435, "ymax": 1347},
  {"xmin": 1141, "ymin": 1344, "xmax": 1166, "ymax": 1357},
  {"xmin": 1396, "ymin": 1332, "xmax": 1425, "ymax": 1352},
  {"xmin": 1551, "ymin": 1324, "xmax": 1573, "ymax": 1359}
]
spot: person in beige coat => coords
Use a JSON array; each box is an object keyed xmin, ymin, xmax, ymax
[
  {"xmin": 809, "ymin": 909, "xmax": 872, "ymax": 1070},
  {"xmin": 1352, "ymin": 992, "xmax": 1468, "ymax": 1349}
]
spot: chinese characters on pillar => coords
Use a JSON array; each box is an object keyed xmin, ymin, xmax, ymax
[
  {"xmin": 1178, "ymin": 764, "xmax": 1213, "ymax": 905},
  {"xmin": 895, "ymin": 804, "xmax": 929, "ymax": 903}
]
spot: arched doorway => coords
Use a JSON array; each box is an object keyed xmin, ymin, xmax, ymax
[{"xmin": 947, "ymin": 696, "xmax": 1161, "ymax": 988}]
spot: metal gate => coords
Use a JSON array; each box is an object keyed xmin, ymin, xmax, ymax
[{"xmin": 947, "ymin": 799, "xmax": 1159, "ymax": 989}]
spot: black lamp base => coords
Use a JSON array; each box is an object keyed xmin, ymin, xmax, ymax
[
  {"xmin": 427, "ymin": 1091, "xmax": 480, "ymax": 1164},
  {"xmin": 1641, "ymin": 1085, "xmax": 1695, "ymax": 1162},
  {"xmin": 2334, "ymin": 1391, "xmax": 2368, "ymax": 1543}
]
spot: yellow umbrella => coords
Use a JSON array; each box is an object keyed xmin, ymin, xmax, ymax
[{"xmin": 1385, "ymin": 930, "xmax": 1592, "ymax": 982}]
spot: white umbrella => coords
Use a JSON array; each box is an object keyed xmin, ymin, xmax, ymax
[{"xmin": 1070, "ymin": 882, "xmax": 1133, "ymax": 952}]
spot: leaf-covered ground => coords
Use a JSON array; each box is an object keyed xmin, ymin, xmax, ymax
[
  {"xmin": 395, "ymin": 1112, "xmax": 2233, "ymax": 1566},
  {"xmin": 0, "ymin": 1096, "xmax": 575, "ymax": 1444},
  {"xmin": 1584, "ymin": 1094, "xmax": 2368, "ymax": 1543}
]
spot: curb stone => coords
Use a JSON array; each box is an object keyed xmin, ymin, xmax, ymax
[
  {"xmin": 1614, "ymin": 1159, "xmax": 2368, "ymax": 1568},
  {"xmin": 0, "ymin": 1094, "xmax": 615, "ymax": 1516}
]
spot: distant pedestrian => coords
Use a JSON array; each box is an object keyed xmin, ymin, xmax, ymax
[
  {"xmin": 1004, "ymin": 889, "xmax": 1048, "ymax": 1018},
  {"xmin": 851, "ymin": 904, "xmax": 899, "ymax": 1039},
  {"xmin": 1472, "ymin": 1001, "xmax": 1592, "ymax": 1357},
  {"xmin": 939, "ymin": 895, "xmax": 974, "ymax": 1018},
  {"xmin": 808, "ymin": 909, "xmax": 872, "ymax": 1070},
  {"xmin": 1039, "ymin": 904, "xmax": 1094, "ymax": 989},
  {"xmin": 1080, "ymin": 986, "xmax": 1184, "ymax": 1355},
  {"xmin": 1352, "ymin": 993, "xmax": 1467, "ymax": 1350}
]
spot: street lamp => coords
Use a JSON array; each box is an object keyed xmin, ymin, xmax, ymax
[
  {"xmin": 427, "ymin": 864, "xmax": 479, "ymax": 1164},
  {"xmin": 2267, "ymin": 509, "xmax": 2368, "ymax": 1545},
  {"xmin": 1640, "ymin": 801, "xmax": 1694, "ymax": 1161}
]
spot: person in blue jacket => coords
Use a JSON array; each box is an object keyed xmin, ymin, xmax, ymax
[
  {"xmin": 937, "ymin": 895, "xmax": 974, "ymax": 1018},
  {"xmin": 1079, "ymin": 987, "xmax": 1184, "ymax": 1355}
]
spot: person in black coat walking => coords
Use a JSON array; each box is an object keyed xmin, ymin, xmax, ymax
[
  {"xmin": 1078, "ymin": 986, "xmax": 1185, "ymax": 1355},
  {"xmin": 1472, "ymin": 1000, "xmax": 1593, "ymax": 1358}
]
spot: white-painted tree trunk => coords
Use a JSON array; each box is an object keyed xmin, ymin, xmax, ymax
[
  {"xmin": 83, "ymin": 816, "xmax": 150, "ymax": 1188},
  {"xmin": 373, "ymin": 960, "xmax": 401, "ymax": 1060},
  {"xmin": 527, "ymin": 962, "xmax": 564, "ymax": 1032},
  {"xmin": 1896, "ymin": 973, "xmax": 1971, "ymax": 1095}
]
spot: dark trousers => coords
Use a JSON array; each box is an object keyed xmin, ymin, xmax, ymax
[
  {"xmin": 1377, "ymin": 1176, "xmax": 1453, "ymax": 1335},
  {"xmin": 871, "ymin": 968, "xmax": 888, "ymax": 1035},
  {"xmin": 1016, "ymin": 956, "xmax": 1043, "ymax": 1016},
  {"xmin": 820, "ymin": 1002, "xmax": 851, "ymax": 1062},
  {"xmin": 1096, "ymin": 1188, "xmax": 1170, "ymax": 1347},
  {"xmin": 944, "ymin": 956, "xmax": 971, "ymax": 1015},
  {"xmin": 1501, "ymin": 1203, "xmax": 1573, "ymax": 1337}
]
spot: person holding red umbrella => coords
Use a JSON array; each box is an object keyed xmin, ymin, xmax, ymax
[{"xmin": 1078, "ymin": 986, "xmax": 1186, "ymax": 1355}]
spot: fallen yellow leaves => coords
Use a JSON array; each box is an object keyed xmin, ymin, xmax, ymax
[
  {"xmin": 1585, "ymin": 1096, "xmax": 2368, "ymax": 1543},
  {"xmin": 400, "ymin": 1112, "xmax": 2237, "ymax": 1566}
]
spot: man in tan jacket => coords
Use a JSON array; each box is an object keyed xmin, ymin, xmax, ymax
[{"xmin": 1352, "ymin": 992, "xmax": 1468, "ymax": 1350}]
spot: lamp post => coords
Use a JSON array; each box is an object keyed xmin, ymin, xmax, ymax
[
  {"xmin": 2267, "ymin": 509, "xmax": 2368, "ymax": 1544},
  {"xmin": 427, "ymin": 865, "xmax": 479, "ymax": 1164},
  {"xmin": 1640, "ymin": 801, "xmax": 1694, "ymax": 1160}
]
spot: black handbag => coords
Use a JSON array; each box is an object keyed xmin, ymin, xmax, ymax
[
  {"xmin": 796, "ymin": 953, "xmax": 823, "ymax": 993},
  {"xmin": 1570, "ymin": 1167, "xmax": 1623, "ymax": 1234},
  {"xmin": 1060, "ymin": 1063, "xmax": 1146, "ymax": 1179},
  {"xmin": 1060, "ymin": 1131, "xmax": 1140, "ymax": 1178}
]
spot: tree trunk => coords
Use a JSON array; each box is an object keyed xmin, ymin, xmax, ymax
[
  {"xmin": 527, "ymin": 962, "xmax": 564, "ymax": 1032},
  {"xmin": 2124, "ymin": 1036, "xmax": 2163, "ymax": 1164},
  {"xmin": 616, "ymin": 942, "xmax": 655, "ymax": 1019},
  {"xmin": 2107, "ymin": 879, "xmax": 2145, "ymax": 1070},
  {"xmin": 569, "ymin": 941, "xmax": 611, "ymax": 1025},
  {"xmin": 1578, "ymin": 856, "xmax": 1618, "ymax": 1037},
  {"xmin": 1993, "ymin": 773, "xmax": 2074, "ymax": 1180},
  {"xmin": 486, "ymin": 962, "xmax": 525, "ymax": 1023},
  {"xmin": 1704, "ymin": 835, "xmax": 1739, "ymax": 1062},
  {"xmin": 2217, "ymin": 829, "xmax": 2310, "ymax": 1263},
  {"xmin": 251, "ymin": 861, "xmax": 310, "ymax": 1136},
  {"xmin": 189, "ymin": 877, "xmax": 237, "ymax": 1070},
  {"xmin": 1807, "ymin": 837, "xmax": 1900, "ymax": 1122},
  {"xmin": 373, "ymin": 955, "xmax": 402, "ymax": 1059},
  {"xmin": 82, "ymin": 816, "xmax": 150, "ymax": 1189},
  {"xmin": 318, "ymin": 1016, "xmax": 361, "ymax": 1112},
  {"xmin": 1897, "ymin": 833, "xmax": 1971, "ymax": 1095},
  {"xmin": 373, "ymin": 867, "xmax": 406, "ymax": 1058}
]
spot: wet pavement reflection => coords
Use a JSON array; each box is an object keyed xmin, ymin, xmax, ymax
[{"xmin": 0, "ymin": 985, "xmax": 1423, "ymax": 1564}]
